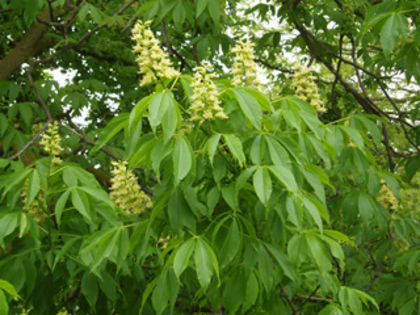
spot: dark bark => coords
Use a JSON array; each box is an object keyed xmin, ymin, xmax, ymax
[{"xmin": 0, "ymin": 7, "xmax": 58, "ymax": 80}]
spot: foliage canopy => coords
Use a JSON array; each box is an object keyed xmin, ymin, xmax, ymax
[{"xmin": 0, "ymin": 0, "xmax": 419, "ymax": 314}]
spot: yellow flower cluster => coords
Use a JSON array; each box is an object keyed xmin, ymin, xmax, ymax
[
  {"xmin": 377, "ymin": 180, "xmax": 399, "ymax": 211},
  {"xmin": 56, "ymin": 309, "xmax": 70, "ymax": 315},
  {"xmin": 109, "ymin": 161, "xmax": 152, "ymax": 215},
  {"xmin": 131, "ymin": 20, "xmax": 179, "ymax": 86},
  {"xmin": 292, "ymin": 66, "xmax": 326, "ymax": 113},
  {"xmin": 21, "ymin": 180, "xmax": 46, "ymax": 223},
  {"xmin": 395, "ymin": 238, "xmax": 410, "ymax": 252},
  {"xmin": 232, "ymin": 39, "xmax": 260, "ymax": 87},
  {"xmin": 189, "ymin": 65, "xmax": 227, "ymax": 124},
  {"xmin": 39, "ymin": 121, "xmax": 63, "ymax": 164}
]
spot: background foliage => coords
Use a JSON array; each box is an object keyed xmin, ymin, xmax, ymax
[{"xmin": 0, "ymin": 0, "xmax": 419, "ymax": 314}]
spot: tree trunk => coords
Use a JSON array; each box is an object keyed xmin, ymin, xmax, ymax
[{"xmin": 0, "ymin": 7, "xmax": 58, "ymax": 80}]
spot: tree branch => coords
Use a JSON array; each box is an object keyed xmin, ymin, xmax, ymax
[
  {"xmin": 7, "ymin": 123, "xmax": 50, "ymax": 160},
  {"xmin": 61, "ymin": 117, "xmax": 122, "ymax": 161},
  {"xmin": 27, "ymin": 64, "xmax": 52, "ymax": 121},
  {"xmin": 279, "ymin": 284, "xmax": 299, "ymax": 314}
]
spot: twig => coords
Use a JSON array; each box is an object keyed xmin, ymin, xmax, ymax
[
  {"xmin": 7, "ymin": 123, "xmax": 50, "ymax": 160},
  {"xmin": 35, "ymin": 0, "xmax": 137, "ymax": 66},
  {"xmin": 61, "ymin": 123, "xmax": 122, "ymax": 161},
  {"xmin": 161, "ymin": 21, "xmax": 192, "ymax": 71},
  {"xmin": 27, "ymin": 65, "xmax": 52, "ymax": 121},
  {"xmin": 295, "ymin": 293, "xmax": 333, "ymax": 303},
  {"xmin": 331, "ymin": 34, "xmax": 343, "ymax": 118},
  {"xmin": 256, "ymin": 59, "xmax": 294, "ymax": 74},
  {"xmin": 279, "ymin": 283, "xmax": 298, "ymax": 314},
  {"xmin": 298, "ymin": 285, "xmax": 320, "ymax": 310},
  {"xmin": 382, "ymin": 124, "xmax": 395, "ymax": 172},
  {"xmin": 365, "ymin": 260, "xmax": 383, "ymax": 292}
]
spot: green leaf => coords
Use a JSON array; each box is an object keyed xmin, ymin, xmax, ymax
[
  {"xmin": 196, "ymin": 0, "xmax": 208, "ymax": 17},
  {"xmin": 149, "ymin": 91, "xmax": 171, "ymax": 131},
  {"xmin": 351, "ymin": 288, "xmax": 379, "ymax": 311},
  {"xmin": 63, "ymin": 167, "xmax": 78, "ymax": 187},
  {"xmin": 219, "ymin": 219, "xmax": 241, "ymax": 266},
  {"xmin": 194, "ymin": 239, "xmax": 214, "ymax": 287},
  {"xmin": 306, "ymin": 234, "xmax": 332, "ymax": 273},
  {"xmin": 0, "ymin": 114, "xmax": 8, "ymax": 137},
  {"xmin": 95, "ymin": 113, "xmax": 129, "ymax": 150},
  {"xmin": 152, "ymin": 269, "xmax": 179, "ymax": 315},
  {"xmin": 173, "ymin": 136, "xmax": 192, "ymax": 184},
  {"xmin": 0, "ymin": 290, "xmax": 8, "ymax": 315},
  {"xmin": 71, "ymin": 189, "xmax": 91, "ymax": 222},
  {"xmin": 26, "ymin": 169, "xmax": 40, "ymax": 205},
  {"xmin": 250, "ymin": 135, "xmax": 263, "ymax": 164},
  {"xmin": 405, "ymin": 155, "xmax": 420, "ymax": 180},
  {"xmin": 0, "ymin": 279, "xmax": 19, "ymax": 299},
  {"xmin": 265, "ymin": 243, "xmax": 299, "ymax": 282},
  {"xmin": 173, "ymin": 239, "xmax": 195, "ymax": 278},
  {"xmin": 268, "ymin": 165, "xmax": 298, "ymax": 193},
  {"xmin": 55, "ymin": 190, "xmax": 70, "ymax": 226},
  {"xmin": 319, "ymin": 304, "xmax": 344, "ymax": 315},
  {"xmin": 129, "ymin": 94, "xmax": 153, "ymax": 134},
  {"xmin": 380, "ymin": 13, "xmax": 408, "ymax": 56},
  {"xmin": 339, "ymin": 287, "xmax": 362, "ymax": 315},
  {"xmin": 206, "ymin": 134, "xmax": 221, "ymax": 166},
  {"xmin": 323, "ymin": 230, "xmax": 355, "ymax": 247},
  {"xmin": 161, "ymin": 96, "xmax": 178, "ymax": 143},
  {"xmin": 172, "ymin": 1, "xmax": 186, "ymax": 30},
  {"xmin": 168, "ymin": 188, "xmax": 195, "ymax": 233},
  {"xmin": 253, "ymin": 167, "xmax": 272, "ymax": 206},
  {"xmin": 340, "ymin": 126, "xmax": 364, "ymax": 148},
  {"xmin": 0, "ymin": 212, "xmax": 19, "ymax": 243},
  {"xmin": 265, "ymin": 136, "xmax": 290, "ymax": 166},
  {"xmin": 232, "ymin": 88, "xmax": 262, "ymax": 130},
  {"xmin": 1, "ymin": 168, "xmax": 31, "ymax": 198},
  {"xmin": 81, "ymin": 273, "xmax": 98, "ymax": 309},
  {"xmin": 207, "ymin": 0, "xmax": 220, "ymax": 24},
  {"xmin": 79, "ymin": 186, "xmax": 114, "ymax": 208},
  {"xmin": 18, "ymin": 102, "xmax": 33, "ymax": 127},
  {"xmin": 243, "ymin": 272, "xmax": 259, "ymax": 312},
  {"xmin": 242, "ymin": 87, "xmax": 273, "ymax": 112},
  {"xmin": 80, "ymin": 227, "xmax": 119, "ymax": 269},
  {"xmin": 223, "ymin": 134, "xmax": 246, "ymax": 167},
  {"xmin": 302, "ymin": 196, "xmax": 324, "ymax": 231}
]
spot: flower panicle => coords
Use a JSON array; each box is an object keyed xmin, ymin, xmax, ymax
[
  {"xmin": 39, "ymin": 121, "xmax": 63, "ymax": 164},
  {"xmin": 110, "ymin": 160, "xmax": 152, "ymax": 215},
  {"xmin": 378, "ymin": 179, "xmax": 399, "ymax": 211},
  {"xmin": 21, "ymin": 179, "xmax": 46, "ymax": 223},
  {"xmin": 291, "ymin": 65, "xmax": 326, "ymax": 113},
  {"xmin": 188, "ymin": 65, "xmax": 227, "ymax": 124},
  {"xmin": 232, "ymin": 39, "xmax": 260, "ymax": 87},
  {"xmin": 131, "ymin": 20, "xmax": 179, "ymax": 86}
]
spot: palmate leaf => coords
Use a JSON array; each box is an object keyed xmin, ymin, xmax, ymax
[{"xmin": 380, "ymin": 13, "xmax": 408, "ymax": 56}]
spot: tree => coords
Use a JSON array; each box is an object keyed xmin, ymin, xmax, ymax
[{"xmin": 0, "ymin": 0, "xmax": 419, "ymax": 314}]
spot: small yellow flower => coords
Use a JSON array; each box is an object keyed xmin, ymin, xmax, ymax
[
  {"xmin": 39, "ymin": 121, "xmax": 63, "ymax": 164},
  {"xmin": 291, "ymin": 65, "xmax": 326, "ymax": 113},
  {"xmin": 110, "ymin": 161, "xmax": 152, "ymax": 215},
  {"xmin": 232, "ymin": 39, "xmax": 260, "ymax": 87},
  {"xmin": 395, "ymin": 238, "xmax": 410, "ymax": 252},
  {"xmin": 188, "ymin": 65, "xmax": 227, "ymax": 124},
  {"xmin": 377, "ymin": 179, "xmax": 399, "ymax": 211},
  {"xmin": 131, "ymin": 20, "xmax": 179, "ymax": 86}
]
